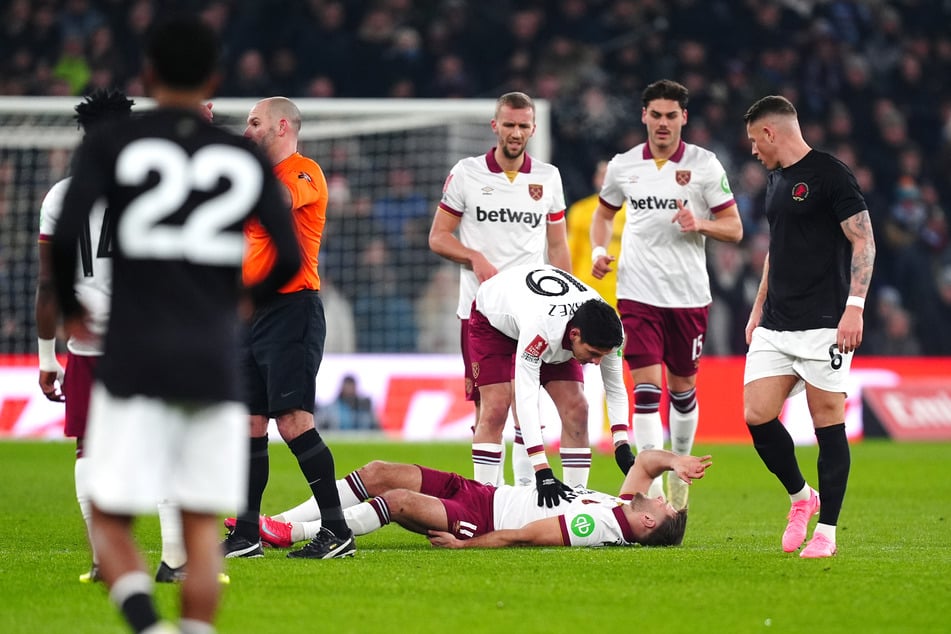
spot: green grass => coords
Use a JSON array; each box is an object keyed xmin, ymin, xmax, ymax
[{"xmin": 1, "ymin": 439, "xmax": 949, "ymax": 633}]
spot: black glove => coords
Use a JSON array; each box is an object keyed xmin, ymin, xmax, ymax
[
  {"xmin": 615, "ymin": 444, "xmax": 636, "ymax": 475},
  {"xmin": 535, "ymin": 468, "xmax": 572, "ymax": 508}
]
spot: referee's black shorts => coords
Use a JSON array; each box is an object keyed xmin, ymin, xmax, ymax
[{"xmin": 241, "ymin": 290, "xmax": 325, "ymax": 418}]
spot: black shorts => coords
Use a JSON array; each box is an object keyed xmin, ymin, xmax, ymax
[{"xmin": 241, "ymin": 290, "xmax": 325, "ymax": 417}]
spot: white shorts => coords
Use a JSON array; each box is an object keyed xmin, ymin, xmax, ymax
[
  {"xmin": 84, "ymin": 383, "xmax": 249, "ymax": 515},
  {"xmin": 744, "ymin": 327, "xmax": 853, "ymax": 395}
]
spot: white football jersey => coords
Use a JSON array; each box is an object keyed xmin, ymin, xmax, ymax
[
  {"xmin": 599, "ymin": 140, "xmax": 735, "ymax": 307},
  {"xmin": 493, "ymin": 485, "xmax": 635, "ymax": 546},
  {"xmin": 474, "ymin": 264, "xmax": 627, "ymax": 460},
  {"xmin": 439, "ymin": 150, "xmax": 566, "ymax": 318},
  {"xmin": 39, "ymin": 177, "xmax": 110, "ymax": 355}
]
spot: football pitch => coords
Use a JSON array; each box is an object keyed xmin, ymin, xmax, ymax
[{"xmin": 1, "ymin": 438, "xmax": 948, "ymax": 633}]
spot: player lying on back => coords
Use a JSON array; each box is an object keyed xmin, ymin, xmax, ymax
[{"xmin": 230, "ymin": 449, "xmax": 711, "ymax": 549}]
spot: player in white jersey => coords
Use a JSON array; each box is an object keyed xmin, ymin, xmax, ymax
[
  {"xmin": 471, "ymin": 264, "xmax": 635, "ymax": 507},
  {"xmin": 319, "ymin": 448, "xmax": 706, "ymax": 549},
  {"xmin": 244, "ymin": 265, "xmax": 638, "ymax": 544},
  {"xmin": 590, "ymin": 80, "xmax": 743, "ymax": 509},
  {"xmin": 228, "ymin": 448, "xmax": 709, "ymax": 549},
  {"xmin": 430, "ymin": 91, "xmax": 600, "ymax": 490},
  {"xmin": 34, "ymin": 89, "xmax": 189, "ymax": 585}
]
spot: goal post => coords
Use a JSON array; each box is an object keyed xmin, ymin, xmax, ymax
[{"xmin": 0, "ymin": 97, "xmax": 551, "ymax": 355}]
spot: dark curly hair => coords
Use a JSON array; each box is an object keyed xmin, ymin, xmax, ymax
[{"xmin": 74, "ymin": 88, "xmax": 135, "ymax": 133}]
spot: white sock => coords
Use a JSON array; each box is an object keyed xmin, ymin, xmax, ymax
[
  {"xmin": 511, "ymin": 429, "xmax": 534, "ymax": 486},
  {"xmin": 813, "ymin": 522, "xmax": 836, "ymax": 542},
  {"xmin": 157, "ymin": 499, "xmax": 186, "ymax": 568},
  {"xmin": 179, "ymin": 618, "xmax": 216, "ymax": 634},
  {"xmin": 343, "ymin": 499, "xmax": 389, "ymax": 535},
  {"xmin": 472, "ymin": 442, "xmax": 503, "ymax": 486},
  {"xmin": 559, "ymin": 447, "xmax": 591, "ymax": 488},
  {"xmin": 633, "ymin": 411, "xmax": 665, "ymax": 498},
  {"xmin": 291, "ymin": 520, "xmax": 322, "ymax": 543},
  {"xmin": 668, "ymin": 403, "xmax": 698, "ymax": 456},
  {"xmin": 790, "ymin": 483, "xmax": 812, "ymax": 503},
  {"xmin": 109, "ymin": 570, "xmax": 153, "ymax": 607},
  {"xmin": 272, "ymin": 496, "xmax": 320, "ymax": 523},
  {"xmin": 74, "ymin": 457, "xmax": 96, "ymax": 564},
  {"xmin": 338, "ymin": 474, "xmax": 366, "ymax": 508}
]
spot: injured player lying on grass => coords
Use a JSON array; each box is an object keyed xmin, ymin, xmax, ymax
[{"xmin": 226, "ymin": 449, "xmax": 711, "ymax": 550}]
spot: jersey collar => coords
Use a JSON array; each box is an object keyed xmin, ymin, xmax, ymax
[
  {"xmin": 642, "ymin": 140, "xmax": 686, "ymax": 163},
  {"xmin": 485, "ymin": 148, "xmax": 533, "ymax": 173}
]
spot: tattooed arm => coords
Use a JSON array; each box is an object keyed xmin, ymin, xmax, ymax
[{"xmin": 838, "ymin": 210, "xmax": 876, "ymax": 354}]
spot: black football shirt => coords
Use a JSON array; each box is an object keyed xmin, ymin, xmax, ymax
[
  {"xmin": 762, "ymin": 150, "xmax": 867, "ymax": 331},
  {"xmin": 52, "ymin": 108, "xmax": 299, "ymax": 402}
]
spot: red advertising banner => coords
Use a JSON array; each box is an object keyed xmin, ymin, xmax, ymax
[
  {"xmin": 862, "ymin": 381, "xmax": 951, "ymax": 440},
  {"xmin": 2, "ymin": 354, "xmax": 949, "ymax": 444}
]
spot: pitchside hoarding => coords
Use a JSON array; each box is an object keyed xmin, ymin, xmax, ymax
[{"xmin": 2, "ymin": 355, "xmax": 949, "ymax": 444}]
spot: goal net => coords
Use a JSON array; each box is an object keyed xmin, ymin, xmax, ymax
[{"xmin": 0, "ymin": 97, "xmax": 551, "ymax": 355}]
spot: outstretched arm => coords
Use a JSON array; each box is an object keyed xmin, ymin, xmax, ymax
[
  {"xmin": 619, "ymin": 449, "xmax": 712, "ymax": 498},
  {"xmin": 427, "ymin": 516, "xmax": 564, "ymax": 549}
]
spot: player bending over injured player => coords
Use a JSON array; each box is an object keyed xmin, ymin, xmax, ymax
[{"xmin": 227, "ymin": 449, "xmax": 711, "ymax": 548}]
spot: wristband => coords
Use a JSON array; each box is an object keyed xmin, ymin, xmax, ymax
[
  {"xmin": 529, "ymin": 452, "xmax": 549, "ymax": 468},
  {"xmin": 38, "ymin": 338, "xmax": 60, "ymax": 372},
  {"xmin": 591, "ymin": 246, "xmax": 607, "ymax": 262},
  {"xmin": 846, "ymin": 295, "xmax": 865, "ymax": 310}
]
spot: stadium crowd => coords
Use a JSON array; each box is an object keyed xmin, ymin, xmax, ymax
[{"xmin": 1, "ymin": 0, "xmax": 950, "ymax": 357}]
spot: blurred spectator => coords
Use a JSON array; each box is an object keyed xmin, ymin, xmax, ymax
[
  {"xmin": 2, "ymin": 0, "xmax": 951, "ymax": 356},
  {"xmin": 880, "ymin": 178, "xmax": 948, "ymax": 312},
  {"xmin": 222, "ymin": 49, "xmax": 272, "ymax": 97},
  {"xmin": 319, "ymin": 278, "xmax": 356, "ymax": 354},
  {"xmin": 52, "ymin": 33, "xmax": 90, "ymax": 95},
  {"xmin": 317, "ymin": 375, "xmax": 380, "ymax": 432},
  {"xmin": 917, "ymin": 265, "xmax": 951, "ymax": 356},
  {"xmin": 59, "ymin": 0, "xmax": 104, "ymax": 41},
  {"xmin": 371, "ymin": 166, "xmax": 430, "ymax": 248},
  {"xmin": 415, "ymin": 263, "xmax": 462, "ymax": 354},
  {"xmin": 351, "ymin": 237, "xmax": 418, "ymax": 352},
  {"xmin": 867, "ymin": 305, "xmax": 921, "ymax": 356},
  {"xmin": 732, "ymin": 161, "xmax": 768, "ymax": 235},
  {"xmin": 707, "ymin": 240, "xmax": 752, "ymax": 355}
]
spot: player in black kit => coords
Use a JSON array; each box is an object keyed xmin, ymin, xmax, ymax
[
  {"xmin": 50, "ymin": 16, "xmax": 300, "ymax": 634},
  {"xmin": 742, "ymin": 96, "xmax": 875, "ymax": 559}
]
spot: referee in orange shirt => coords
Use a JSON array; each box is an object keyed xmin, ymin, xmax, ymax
[{"xmin": 223, "ymin": 97, "xmax": 355, "ymax": 560}]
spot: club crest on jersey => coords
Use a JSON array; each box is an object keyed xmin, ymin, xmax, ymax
[
  {"xmin": 528, "ymin": 183, "xmax": 543, "ymax": 201},
  {"xmin": 792, "ymin": 182, "xmax": 809, "ymax": 201},
  {"xmin": 675, "ymin": 170, "xmax": 691, "ymax": 186},
  {"xmin": 521, "ymin": 335, "xmax": 548, "ymax": 362},
  {"xmin": 298, "ymin": 172, "xmax": 313, "ymax": 183}
]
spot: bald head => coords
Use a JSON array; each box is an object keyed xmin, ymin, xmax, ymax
[
  {"xmin": 244, "ymin": 96, "xmax": 301, "ymax": 164},
  {"xmin": 261, "ymin": 96, "xmax": 302, "ymax": 133}
]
